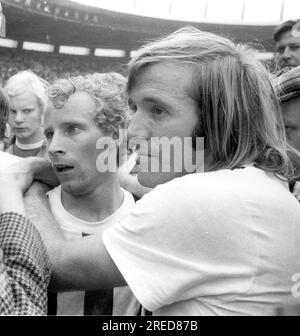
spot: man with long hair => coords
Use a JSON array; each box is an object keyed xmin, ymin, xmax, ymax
[{"xmin": 3, "ymin": 26, "xmax": 300, "ymax": 315}]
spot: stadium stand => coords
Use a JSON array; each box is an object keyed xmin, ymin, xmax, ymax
[{"xmin": 0, "ymin": 47, "xmax": 126, "ymax": 85}]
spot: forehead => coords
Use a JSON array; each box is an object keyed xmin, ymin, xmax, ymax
[
  {"xmin": 9, "ymin": 91, "xmax": 38, "ymax": 107},
  {"xmin": 129, "ymin": 62, "xmax": 194, "ymax": 100},
  {"xmin": 45, "ymin": 91, "xmax": 96, "ymax": 124},
  {"xmin": 276, "ymin": 30, "xmax": 300, "ymax": 46}
]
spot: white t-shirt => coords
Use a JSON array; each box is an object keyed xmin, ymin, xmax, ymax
[
  {"xmin": 47, "ymin": 185, "xmax": 140, "ymax": 316},
  {"xmin": 103, "ymin": 166, "xmax": 300, "ymax": 316},
  {"xmin": 0, "ymin": 152, "xmax": 22, "ymax": 171}
]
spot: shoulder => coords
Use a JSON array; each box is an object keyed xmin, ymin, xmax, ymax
[
  {"xmin": 0, "ymin": 152, "xmax": 22, "ymax": 171},
  {"xmin": 5, "ymin": 144, "xmax": 14, "ymax": 154},
  {"xmin": 136, "ymin": 167, "xmax": 288, "ymax": 215},
  {"xmin": 142, "ymin": 168, "xmax": 243, "ymax": 202},
  {"xmin": 47, "ymin": 185, "xmax": 61, "ymax": 203},
  {"xmin": 122, "ymin": 188, "xmax": 136, "ymax": 205}
]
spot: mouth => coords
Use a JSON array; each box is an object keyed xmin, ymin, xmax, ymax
[
  {"xmin": 53, "ymin": 164, "xmax": 74, "ymax": 174},
  {"xmin": 14, "ymin": 128, "xmax": 27, "ymax": 132}
]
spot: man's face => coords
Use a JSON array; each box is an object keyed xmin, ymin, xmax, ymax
[
  {"xmin": 127, "ymin": 62, "xmax": 201, "ymax": 188},
  {"xmin": 44, "ymin": 91, "xmax": 111, "ymax": 195},
  {"xmin": 281, "ymin": 96, "xmax": 300, "ymax": 151},
  {"xmin": 8, "ymin": 91, "xmax": 43, "ymax": 144},
  {"xmin": 275, "ymin": 30, "xmax": 300, "ymax": 69}
]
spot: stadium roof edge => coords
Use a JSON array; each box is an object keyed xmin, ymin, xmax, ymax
[{"xmin": 1, "ymin": 0, "xmax": 278, "ymax": 52}]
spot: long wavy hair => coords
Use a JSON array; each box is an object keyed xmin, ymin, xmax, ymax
[{"xmin": 127, "ymin": 26, "xmax": 295, "ymax": 178}]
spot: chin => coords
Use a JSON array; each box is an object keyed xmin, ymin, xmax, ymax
[
  {"xmin": 61, "ymin": 182, "xmax": 85, "ymax": 196},
  {"xmin": 16, "ymin": 133, "xmax": 29, "ymax": 139}
]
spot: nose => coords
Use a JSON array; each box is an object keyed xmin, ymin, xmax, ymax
[
  {"xmin": 14, "ymin": 111, "xmax": 24, "ymax": 124},
  {"xmin": 281, "ymin": 47, "xmax": 292, "ymax": 60},
  {"xmin": 127, "ymin": 111, "xmax": 151, "ymax": 144},
  {"xmin": 48, "ymin": 132, "xmax": 65, "ymax": 157}
]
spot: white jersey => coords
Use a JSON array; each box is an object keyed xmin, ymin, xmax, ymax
[
  {"xmin": 48, "ymin": 185, "xmax": 140, "ymax": 316},
  {"xmin": 103, "ymin": 166, "xmax": 300, "ymax": 315}
]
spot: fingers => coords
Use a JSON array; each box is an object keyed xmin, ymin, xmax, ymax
[{"xmin": 25, "ymin": 181, "xmax": 52, "ymax": 197}]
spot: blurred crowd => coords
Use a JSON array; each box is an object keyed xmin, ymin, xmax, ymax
[{"xmin": 0, "ymin": 47, "xmax": 126, "ymax": 86}]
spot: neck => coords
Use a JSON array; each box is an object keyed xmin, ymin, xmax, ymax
[
  {"xmin": 17, "ymin": 127, "xmax": 44, "ymax": 145},
  {"xmin": 61, "ymin": 175, "xmax": 124, "ymax": 222}
]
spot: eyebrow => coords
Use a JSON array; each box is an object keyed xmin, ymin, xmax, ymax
[
  {"xmin": 10, "ymin": 105, "xmax": 35, "ymax": 109},
  {"xmin": 44, "ymin": 120, "xmax": 88, "ymax": 130},
  {"xmin": 129, "ymin": 96, "xmax": 173, "ymax": 109},
  {"xmin": 60, "ymin": 120, "xmax": 85, "ymax": 126}
]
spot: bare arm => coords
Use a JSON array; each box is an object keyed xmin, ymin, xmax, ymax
[
  {"xmin": 2, "ymin": 158, "xmax": 126, "ymax": 292},
  {"xmin": 24, "ymin": 183, "xmax": 126, "ymax": 292}
]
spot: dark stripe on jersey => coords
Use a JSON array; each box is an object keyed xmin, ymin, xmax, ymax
[{"xmin": 82, "ymin": 232, "xmax": 114, "ymax": 315}]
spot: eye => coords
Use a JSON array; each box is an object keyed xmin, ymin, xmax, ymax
[
  {"xmin": 66, "ymin": 125, "xmax": 80, "ymax": 134},
  {"xmin": 129, "ymin": 102, "xmax": 137, "ymax": 113},
  {"xmin": 285, "ymin": 125, "xmax": 293, "ymax": 133},
  {"xmin": 290, "ymin": 45, "xmax": 300, "ymax": 51},
  {"xmin": 23, "ymin": 108, "xmax": 34, "ymax": 114},
  {"xmin": 151, "ymin": 105, "xmax": 167, "ymax": 116},
  {"xmin": 276, "ymin": 47, "xmax": 284, "ymax": 54},
  {"xmin": 10, "ymin": 109, "xmax": 16, "ymax": 114},
  {"xmin": 44, "ymin": 129, "xmax": 54, "ymax": 140}
]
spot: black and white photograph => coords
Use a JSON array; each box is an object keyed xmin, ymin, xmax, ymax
[{"xmin": 0, "ymin": 0, "xmax": 300, "ymax": 323}]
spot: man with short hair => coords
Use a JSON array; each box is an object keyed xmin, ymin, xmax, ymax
[
  {"xmin": 274, "ymin": 65, "xmax": 300, "ymax": 198},
  {"xmin": 275, "ymin": 65, "xmax": 300, "ymax": 151},
  {"xmin": 44, "ymin": 73, "xmax": 140, "ymax": 315},
  {"xmin": 274, "ymin": 19, "xmax": 300, "ymax": 72},
  {"xmin": 4, "ymin": 71, "xmax": 48, "ymax": 157},
  {"xmin": 0, "ymin": 88, "xmax": 50, "ymax": 315},
  {"xmin": 5, "ymin": 27, "xmax": 300, "ymax": 316}
]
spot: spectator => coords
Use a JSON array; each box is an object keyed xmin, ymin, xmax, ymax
[
  {"xmin": 4, "ymin": 71, "xmax": 48, "ymax": 157},
  {"xmin": 274, "ymin": 65, "xmax": 300, "ymax": 197},
  {"xmin": 0, "ymin": 89, "xmax": 50, "ymax": 315},
  {"xmin": 275, "ymin": 65, "xmax": 300, "ymax": 151},
  {"xmin": 273, "ymin": 19, "xmax": 300, "ymax": 74}
]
